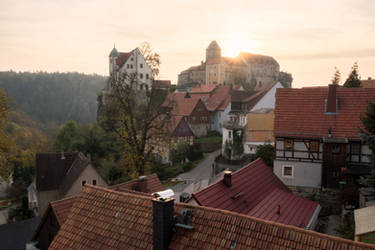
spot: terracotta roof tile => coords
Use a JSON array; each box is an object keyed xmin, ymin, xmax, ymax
[
  {"xmin": 166, "ymin": 92, "xmax": 205, "ymax": 116},
  {"xmin": 274, "ymin": 87, "xmax": 375, "ymax": 140},
  {"xmin": 190, "ymin": 84, "xmax": 218, "ymax": 94},
  {"xmin": 116, "ymin": 52, "xmax": 132, "ymax": 67},
  {"xmin": 193, "ymin": 158, "xmax": 319, "ymax": 228},
  {"xmin": 109, "ymin": 173, "xmax": 163, "ymax": 194},
  {"xmin": 50, "ymin": 185, "xmax": 375, "ymax": 250},
  {"xmin": 50, "ymin": 196, "xmax": 78, "ymax": 225}
]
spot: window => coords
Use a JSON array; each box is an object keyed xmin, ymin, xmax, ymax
[
  {"xmin": 140, "ymin": 73, "xmax": 143, "ymax": 79},
  {"xmin": 82, "ymin": 180, "xmax": 86, "ymax": 186},
  {"xmin": 146, "ymin": 74, "xmax": 149, "ymax": 79},
  {"xmin": 127, "ymin": 64, "xmax": 129, "ymax": 69},
  {"xmin": 131, "ymin": 57, "xmax": 134, "ymax": 61},
  {"xmin": 284, "ymin": 139, "xmax": 294, "ymax": 150},
  {"xmin": 332, "ymin": 145, "xmax": 340, "ymax": 154},
  {"xmin": 228, "ymin": 131, "xmax": 232, "ymax": 139},
  {"xmin": 140, "ymin": 84, "xmax": 143, "ymax": 90},
  {"xmin": 309, "ymin": 141, "xmax": 319, "ymax": 152},
  {"xmin": 282, "ymin": 165, "xmax": 294, "ymax": 178},
  {"xmin": 140, "ymin": 63, "xmax": 143, "ymax": 68},
  {"xmin": 192, "ymin": 116, "xmax": 196, "ymax": 121},
  {"xmin": 92, "ymin": 180, "xmax": 97, "ymax": 186}
]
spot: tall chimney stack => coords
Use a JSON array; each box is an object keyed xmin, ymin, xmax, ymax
[
  {"xmin": 224, "ymin": 170, "xmax": 232, "ymax": 187},
  {"xmin": 152, "ymin": 197, "xmax": 174, "ymax": 250},
  {"xmin": 326, "ymin": 84, "xmax": 337, "ymax": 113}
]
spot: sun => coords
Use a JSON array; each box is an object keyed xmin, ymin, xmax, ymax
[{"xmin": 221, "ymin": 35, "xmax": 258, "ymax": 58}]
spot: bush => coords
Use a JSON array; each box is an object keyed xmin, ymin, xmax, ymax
[
  {"xmin": 186, "ymin": 144, "xmax": 203, "ymax": 161},
  {"xmin": 254, "ymin": 144, "xmax": 275, "ymax": 168},
  {"xmin": 169, "ymin": 141, "xmax": 189, "ymax": 165},
  {"xmin": 182, "ymin": 162, "xmax": 194, "ymax": 172}
]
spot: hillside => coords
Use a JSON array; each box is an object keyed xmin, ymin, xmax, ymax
[{"xmin": 0, "ymin": 71, "xmax": 106, "ymax": 131}]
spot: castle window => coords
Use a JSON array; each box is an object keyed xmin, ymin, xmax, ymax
[
  {"xmin": 140, "ymin": 63, "xmax": 143, "ymax": 68},
  {"xmin": 140, "ymin": 73, "xmax": 143, "ymax": 79},
  {"xmin": 146, "ymin": 74, "xmax": 149, "ymax": 79}
]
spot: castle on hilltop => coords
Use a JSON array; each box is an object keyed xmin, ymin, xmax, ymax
[{"xmin": 178, "ymin": 41, "xmax": 291, "ymax": 90}]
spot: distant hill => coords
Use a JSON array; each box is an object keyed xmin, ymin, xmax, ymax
[{"xmin": 0, "ymin": 71, "xmax": 106, "ymax": 130}]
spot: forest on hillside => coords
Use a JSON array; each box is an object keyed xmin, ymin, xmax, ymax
[{"xmin": 0, "ymin": 71, "xmax": 106, "ymax": 131}]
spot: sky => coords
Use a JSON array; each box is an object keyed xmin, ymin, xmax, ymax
[{"xmin": 0, "ymin": 0, "xmax": 374, "ymax": 87}]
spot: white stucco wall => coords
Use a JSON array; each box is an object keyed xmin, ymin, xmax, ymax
[
  {"xmin": 211, "ymin": 103, "xmax": 231, "ymax": 133},
  {"xmin": 250, "ymin": 82, "xmax": 284, "ymax": 112},
  {"xmin": 274, "ymin": 160, "xmax": 322, "ymax": 188}
]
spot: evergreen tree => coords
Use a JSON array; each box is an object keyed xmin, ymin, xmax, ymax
[
  {"xmin": 331, "ymin": 67, "xmax": 341, "ymax": 85},
  {"xmin": 344, "ymin": 62, "xmax": 362, "ymax": 88}
]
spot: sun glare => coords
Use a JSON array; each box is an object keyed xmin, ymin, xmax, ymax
[{"xmin": 221, "ymin": 35, "xmax": 258, "ymax": 58}]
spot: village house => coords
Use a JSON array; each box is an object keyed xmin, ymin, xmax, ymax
[
  {"xmin": 149, "ymin": 115, "xmax": 194, "ymax": 163},
  {"xmin": 244, "ymin": 110, "xmax": 274, "ymax": 154},
  {"xmin": 192, "ymin": 158, "xmax": 321, "ymax": 229},
  {"xmin": 31, "ymin": 174, "xmax": 164, "ymax": 249},
  {"xmin": 47, "ymin": 184, "xmax": 375, "ymax": 249},
  {"xmin": 274, "ymin": 84, "xmax": 375, "ymax": 189},
  {"xmin": 34, "ymin": 152, "xmax": 107, "ymax": 214},
  {"xmin": 166, "ymin": 92, "xmax": 210, "ymax": 137}
]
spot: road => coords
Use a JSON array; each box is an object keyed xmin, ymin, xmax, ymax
[{"xmin": 170, "ymin": 149, "xmax": 221, "ymax": 200}]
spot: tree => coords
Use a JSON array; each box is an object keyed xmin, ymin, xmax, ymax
[
  {"xmin": 169, "ymin": 141, "xmax": 189, "ymax": 165},
  {"xmin": 0, "ymin": 88, "xmax": 14, "ymax": 179},
  {"xmin": 138, "ymin": 42, "xmax": 161, "ymax": 78},
  {"xmin": 331, "ymin": 67, "xmax": 341, "ymax": 85},
  {"xmin": 254, "ymin": 144, "xmax": 275, "ymax": 168},
  {"xmin": 54, "ymin": 120, "xmax": 79, "ymax": 152},
  {"xmin": 232, "ymin": 128, "xmax": 244, "ymax": 159},
  {"xmin": 344, "ymin": 62, "xmax": 362, "ymax": 88},
  {"xmin": 101, "ymin": 44, "xmax": 173, "ymax": 177}
]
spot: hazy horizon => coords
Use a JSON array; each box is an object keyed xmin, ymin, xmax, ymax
[{"xmin": 1, "ymin": 0, "xmax": 374, "ymax": 87}]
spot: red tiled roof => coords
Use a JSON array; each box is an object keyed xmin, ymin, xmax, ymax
[
  {"xmin": 205, "ymin": 85, "xmax": 231, "ymax": 111},
  {"xmin": 190, "ymin": 84, "xmax": 217, "ymax": 94},
  {"xmin": 109, "ymin": 173, "xmax": 163, "ymax": 194},
  {"xmin": 165, "ymin": 92, "xmax": 203, "ymax": 116},
  {"xmin": 116, "ymin": 52, "xmax": 132, "ymax": 67},
  {"xmin": 193, "ymin": 158, "xmax": 319, "ymax": 228},
  {"xmin": 362, "ymin": 79, "xmax": 375, "ymax": 88},
  {"xmin": 275, "ymin": 87, "xmax": 375, "ymax": 139},
  {"xmin": 50, "ymin": 196, "xmax": 78, "ymax": 225},
  {"xmin": 50, "ymin": 184, "xmax": 375, "ymax": 249}
]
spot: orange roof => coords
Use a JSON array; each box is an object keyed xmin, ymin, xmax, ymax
[
  {"xmin": 166, "ymin": 92, "xmax": 204, "ymax": 116},
  {"xmin": 190, "ymin": 84, "xmax": 217, "ymax": 94},
  {"xmin": 109, "ymin": 173, "xmax": 163, "ymax": 194},
  {"xmin": 205, "ymin": 85, "xmax": 231, "ymax": 111},
  {"xmin": 116, "ymin": 52, "xmax": 132, "ymax": 67},
  {"xmin": 275, "ymin": 86, "xmax": 375, "ymax": 139},
  {"xmin": 50, "ymin": 184, "xmax": 375, "ymax": 249}
]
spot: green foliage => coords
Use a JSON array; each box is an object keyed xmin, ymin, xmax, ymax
[
  {"xmin": 278, "ymin": 71, "xmax": 293, "ymax": 88},
  {"xmin": 254, "ymin": 144, "xmax": 275, "ymax": 168},
  {"xmin": 186, "ymin": 144, "xmax": 203, "ymax": 162},
  {"xmin": 54, "ymin": 120, "xmax": 79, "ymax": 152},
  {"xmin": 343, "ymin": 62, "xmax": 362, "ymax": 88},
  {"xmin": 334, "ymin": 214, "xmax": 354, "ymax": 240},
  {"xmin": 151, "ymin": 161, "xmax": 184, "ymax": 181},
  {"xmin": 170, "ymin": 141, "xmax": 190, "ymax": 165},
  {"xmin": 232, "ymin": 128, "xmax": 244, "ymax": 158},
  {"xmin": 0, "ymin": 71, "xmax": 106, "ymax": 126}
]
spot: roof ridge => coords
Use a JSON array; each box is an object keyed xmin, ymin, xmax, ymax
[{"xmin": 83, "ymin": 184, "xmax": 153, "ymax": 202}]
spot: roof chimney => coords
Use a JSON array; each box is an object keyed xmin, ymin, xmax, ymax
[
  {"xmin": 138, "ymin": 175, "xmax": 147, "ymax": 192},
  {"xmin": 224, "ymin": 170, "xmax": 232, "ymax": 187},
  {"xmin": 326, "ymin": 84, "xmax": 337, "ymax": 113},
  {"xmin": 152, "ymin": 197, "xmax": 174, "ymax": 250}
]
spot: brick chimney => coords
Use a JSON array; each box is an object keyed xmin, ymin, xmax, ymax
[
  {"xmin": 326, "ymin": 84, "xmax": 337, "ymax": 113},
  {"xmin": 152, "ymin": 197, "xmax": 174, "ymax": 250},
  {"xmin": 138, "ymin": 176, "xmax": 147, "ymax": 192},
  {"xmin": 224, "ymin": 170, "xmax": 232, "ymax": 187}
]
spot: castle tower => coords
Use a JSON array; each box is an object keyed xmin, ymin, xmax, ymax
[
  {"xmin": 109, "ymin": 46, "xmax": 120, "ymax": 76},
  {"xmin": 206, "ymin": 41, "xmax": 221, "ymax": 61}
]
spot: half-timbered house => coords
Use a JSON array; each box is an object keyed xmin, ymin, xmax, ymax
[{"xmin": 274, "ymin": 84, "xmax": 375, "ymax": 189}]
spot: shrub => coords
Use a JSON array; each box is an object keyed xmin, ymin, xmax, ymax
[
  {"xmin": 186, "ymin": 144, "xmax": 203, "ymax": 161},
  {"xmin": 182, "ymin": 162, "xmax": 194, "ymax": 172}
]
